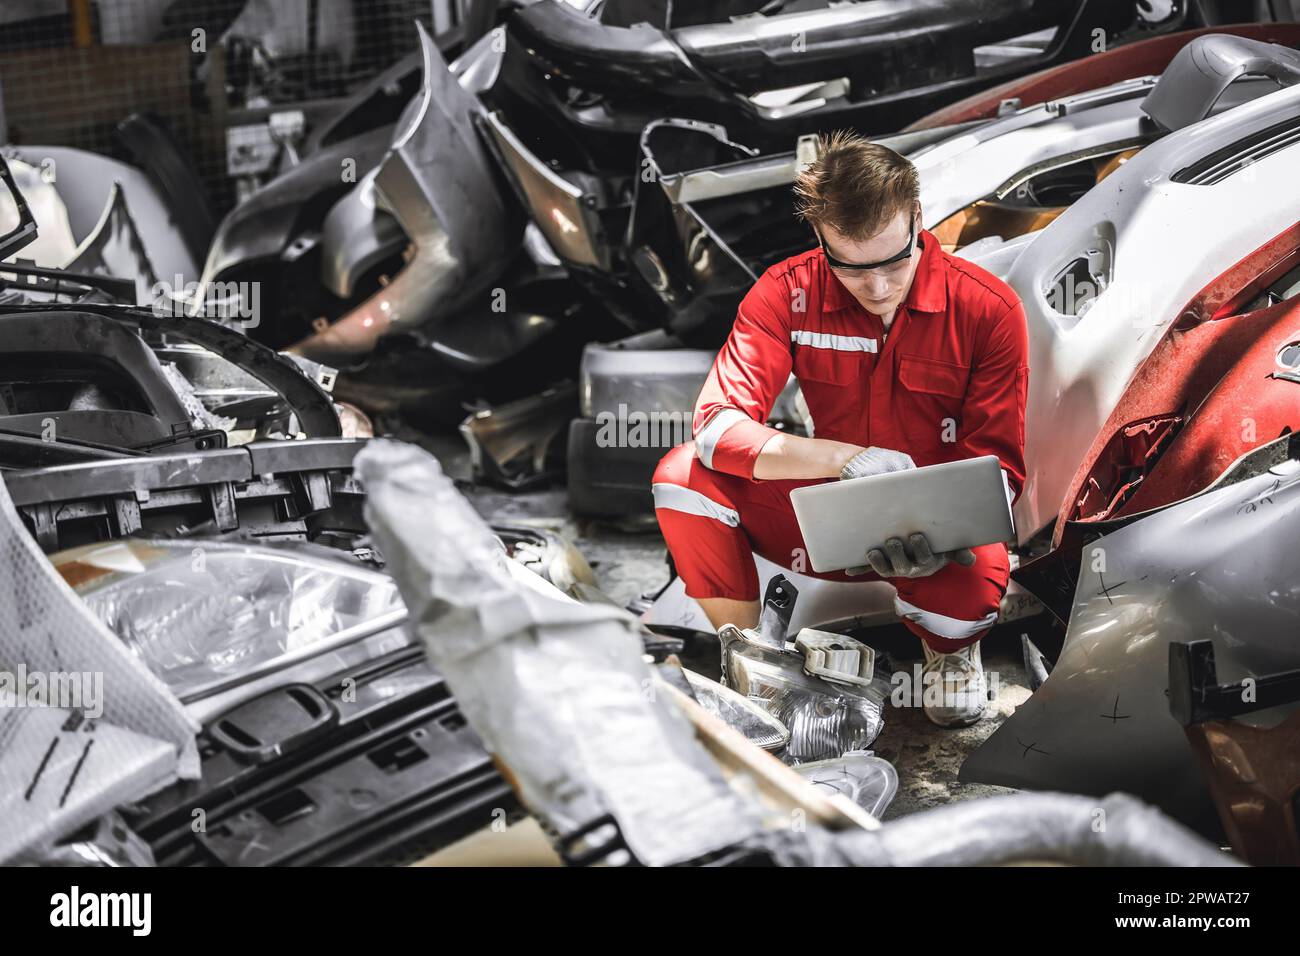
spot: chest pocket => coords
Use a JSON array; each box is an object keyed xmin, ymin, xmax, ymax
[
  {"xmin": 792, "ymin": 339, "xmax": 874, "ymax": 386},
  {"xmin": 898, "ymin": 354, "xmax": 970, "ymax": 400}
]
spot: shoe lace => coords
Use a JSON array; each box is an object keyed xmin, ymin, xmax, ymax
[{"xmin": 922, "ymin": 644, "xmax": 979, "ymax": 682}]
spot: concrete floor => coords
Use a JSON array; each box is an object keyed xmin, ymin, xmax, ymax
[{"xmin": 410, "ymin": 428, "xmax": 1041, "ymax": 821}]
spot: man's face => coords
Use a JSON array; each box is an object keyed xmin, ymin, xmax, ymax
[{"xmin": 819, "ymin": 205, "xmax": 921, "ymax": 317}]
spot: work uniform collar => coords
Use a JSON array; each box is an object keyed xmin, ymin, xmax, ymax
[{"xmin": 820, "ymin": 228, "xmax": 948, "ymax": 315}]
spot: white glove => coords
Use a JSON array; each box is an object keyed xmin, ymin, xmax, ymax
[
  {"xmin": 847, "ymin": 533, "xmax": 977, "ymax": 579},
  {"xmin": 839, "ymin": 447, "xmax": 916, "ymax": 480}
]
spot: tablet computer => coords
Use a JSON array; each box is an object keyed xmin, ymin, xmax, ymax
[{"xmin": 789, "ymin": 455, "xmax": 1015, "ymax": 573}]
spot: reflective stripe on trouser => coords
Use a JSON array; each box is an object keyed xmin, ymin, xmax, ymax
[{"xmin": 652, "ymin": 442, "xmax": 1009, "ymax": 651}]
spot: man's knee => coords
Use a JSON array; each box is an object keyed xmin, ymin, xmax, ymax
[
  {"xmin": 652, "ymin": 441, "xmax": 698, "ymax": 488},
  {"xmin": 894, "ymin": 544, "xmax": 1010, "ymax": 649}
]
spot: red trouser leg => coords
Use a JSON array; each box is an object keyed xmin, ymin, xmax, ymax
[{"xmin": 651, "ymin": 442, "xmax": 1009, "ymax": 650}]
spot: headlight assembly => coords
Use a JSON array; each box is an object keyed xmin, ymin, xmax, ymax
[
  {"xmin": 719, "ymin": 622, "xmax": 887, "ymax": 765},
  {"xmin": 53, "ymin": 539, "xmax": 406, "ymax": 701}
]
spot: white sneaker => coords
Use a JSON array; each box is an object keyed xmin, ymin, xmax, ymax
[{"xmin": 920, "ymin": 640, "xmax": 988, "ymax": 727}]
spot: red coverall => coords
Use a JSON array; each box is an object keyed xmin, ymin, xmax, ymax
[{"xmin": 652, "ymin": 229, "xmax": 1029, "ymax": 651}]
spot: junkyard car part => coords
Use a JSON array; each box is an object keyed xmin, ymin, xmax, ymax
[
  {"xmin": 793, "ymin": 751, "xmax": 899, "ymax": 820},
  {"xmin": 962, "ymin": 432, "xmax": 1300, "ymax": 830},
  {"xmin": 0, "ymin": 154, "xmax": 38, "ymax": 260},
  {"xmin": 682, "ymin": 667, "xmax": 791, "ymax": 754},
  {"xmin": 719, "ymin": 577, "xmax": 888, "ymax": 764},
  {"xmin": 56, "ymin": 538, "xmax": 406, "ymax": 703},
  {"xmin": 1170, "ymin": 640, "xmax": 1300, "ymax": 866},
  {"xmin": 0, "ymin": 309, "xmax": 198, "ymax": 450},
  {"xmin": 821, "ymin": 791, "xmax": 1237, "ymax": 867},
  {"xmin": 357, "ymin": 438, "xmax": 773, "ymax": 865},
  {"xmin": 493, "ymin": 523, "xmax": 596, "ymax": 599},
  {"xmin": 460, "ymin": 382, "xmax": 576, "ymax": 489},
  {"xmin": 0, "ymin": 470, "xmax": 197, "ymax": 864},
  {"xmin": 795, "ymin": 628, "xmax": 876, "ymax": 687},
  {"xmin": 1053, "ymin": 222, "xmax": 1300, "ymax": 546},
  {"xmin": 500, "ymin": 0, "xmax": 1188, "ymax": 174},
  {"xmin": 4, "ymin": 439, "xmax": 366, "ymax": 552},
  {"xmin": 289, "ymin": 22, "xmax": 519, "ymax": 363},
  {"xmin": 125, "ymin": 646, "xmax": 517, "ymax": 866},
  {"xmin": 4, "ymin": 145, "xmax": 199, "ymax": 286},
  {"xmin": 14, "ymin": 812, "xmax": 156, "ymax": 867}
]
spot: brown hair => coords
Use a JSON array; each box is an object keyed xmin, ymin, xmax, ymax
[{"xmin": 793, "ymin": 130, "xmax": 919, "ymax": 240}]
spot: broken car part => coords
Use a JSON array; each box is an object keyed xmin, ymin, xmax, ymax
[
  {"xmin": 357, "ymin": 438, "xmax": 775, "ymax": 865},
  {"xmin": 56, "ymin": 537, "xmax": 406, "ymax": 704},
  {"xmin": 460, "ymin": 382, "xmax": 576, "ymax": 489},
  {"xmin": 792, "ymin": 751, "xmax": 899, "ymax": 821},
  {"xmin": 126, "ymin": 644, "xmax": 517, "ymax": 867},
  {"xmin": 290, "ymin": 22, "xmax": 519, "ymax": 363},
  {"xmin": 0, "ymin": 470, "xmax": 197, "ymax": 864},
  {"xmin": 719, "ymin": 577, "xmax": 888, "ymax": 764},
  {"xmin": 962, "ymin": 433, "xmax": 1300, "ymax": 830},
  {"xmin": 681, "ymin": 667, "xmax": 792, "ymax": 754},
  {"xmin": 4, "ymin": 438, "xmax": 367, "ymax": 554},
  {"xmin": 1170, "ymin": 639, "xmax": 1300, "ymax": 866},
  {"xmin": 5, "ymin": 145, "xmax": 200, "ymax": 286},
  {"xmin": 1053, "ymin": 221, "xmax": 1300, "ymax": 543}
]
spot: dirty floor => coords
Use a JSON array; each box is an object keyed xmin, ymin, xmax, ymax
[{"xmin": 412, "ymin": 429, "xmax": 1043, "ymax": 821}]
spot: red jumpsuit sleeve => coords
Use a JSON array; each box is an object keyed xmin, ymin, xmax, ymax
[
  {"xmin": 692, "ymin": 269, "xmax": 793, "ymax": 478},
  {"xmin": 959, "ymin": 300, "xmax": 1029, "ymax": 503}
]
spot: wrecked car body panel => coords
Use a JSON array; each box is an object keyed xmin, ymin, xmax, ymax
[
  {"xmin": 1054, "ymin": 222, "xmax": 1300, "ymax": 539},
  {"xmin": 290, "ymin": 22, "xmax": 520, "ymax": 364},
  {"xmin": 961, "ymin": 434, "xmax": 1300, "ymax": 828},
  {"xmin": 504, "ymin": 0, "xmax": 1179, "ymax": 160},
  {"xmin": 6, "ymin": 145, "xmax": 199, "ymax": 285}
]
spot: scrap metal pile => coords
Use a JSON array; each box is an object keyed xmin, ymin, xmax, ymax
[{"xmin": 1, "ymin": 0, "xmax": 1298, "ymax": 867}]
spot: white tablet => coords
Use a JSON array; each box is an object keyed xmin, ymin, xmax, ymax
[{"xmin": 789, "ymin": 455, "xmax": 1015, "ymax": 573}]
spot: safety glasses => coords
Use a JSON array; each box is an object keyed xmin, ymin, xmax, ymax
[{"xmin": 817, "ymin": 213, "xmax": 917, "ymax": 277}]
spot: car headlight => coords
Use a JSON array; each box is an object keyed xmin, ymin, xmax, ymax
[
  {"xmin": 52, "ymin": 539, "xmax": 406, "ymax": 700},
  {"xmin": 793, "ymin": 751, "xmax": 899, "ymax": 820},
  {"xmin": 720, "ymin": 626, "xmax": 886, "ymax": 765},
  {"xmin": 682, "ymin": 667, "xmax": 790, "ymax": 752}
]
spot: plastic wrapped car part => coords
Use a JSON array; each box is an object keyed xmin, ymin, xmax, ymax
[
  {"xmin": 824, "ymin": 792, "xmax": 1240, "ymax": 868},
  {"xmin": 0, "ymin": 472, "xmax": 196, "ymax": 864},
  {"xmin": 56, "ymin": 539, "xmax": 405, "ymax": 701},
  {"xmin": 792, "ymin": 752, "xmax": 899, "ymax": 820},
  {"xmin": 0, "ymin": 707, "xmax": 177, "ymax": 864},
  {"xmin": 356, "ymin": 439, "xmax": 765, "ymax": 866},
  {"xmin": 682, "ymin": 668, "xmax": 790, "ymax": 753},
  {"xmin": 720, "ymin": 622, "xmax": 887, "ymax": 765}
]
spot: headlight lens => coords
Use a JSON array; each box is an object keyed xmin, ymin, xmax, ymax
[
  {"xmin": 793, "ymin": 751, "xmax": 899, "ymax": 819},
  {"xmin": 53, "ymin": 539, "xmax": 405, "ymax": 699},
  {"xmin": 682, "ymin": 667, "xmax": 790, "ymax": 752},
  {"xmin": 727, "ymin": 647, "xmax": 886, "ymax": 764}
]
